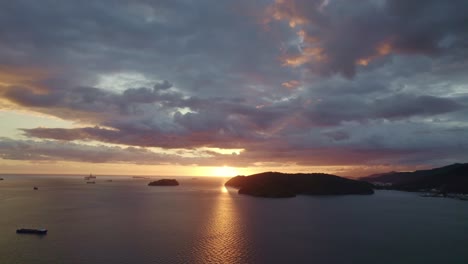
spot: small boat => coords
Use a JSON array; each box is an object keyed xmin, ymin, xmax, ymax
[
  {"xmin": 84, "ymin": 174, "xmax": 97, "ymax": 180},
  {"xmin": 132, "ymin": 176, "xmax": 150, "ymax": 179},
  {"xmin": 33, "ymin": 186, "xmax": 38, "ymax": 190},
  {"xmin": 16, "ymin": 228, "xmax": 47, "ymax": 235},
  {"xmin": 0, "ymin": 178, "xmax": 4, "ymax": 180},
  {"xmin": 86, "ymin": 181, "xmax": 96, "ymax": 184}
]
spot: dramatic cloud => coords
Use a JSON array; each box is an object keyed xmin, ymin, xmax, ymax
[
  {"xmin": 0, "ymin": 0, "xmax": 467, "ymax": 176},
  {"xmin": 265, "ymin": 0, "xmax": 468, "ymax": 77}
]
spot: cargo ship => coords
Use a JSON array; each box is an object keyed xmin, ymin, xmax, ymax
[{"xmin": 16, "ymin": 228, "xmax": 48, "ymax": 235}]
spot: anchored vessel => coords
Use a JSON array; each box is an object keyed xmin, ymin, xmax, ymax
[
  {"xmin": 84, "ymin": 173, "xmax": 96, "ymax": 180},
  {"xmin": 16, "ymin": 228, "xmax": 48, "ymax": 235}
]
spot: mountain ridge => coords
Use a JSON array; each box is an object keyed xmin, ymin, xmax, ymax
[{"xmin": 360, "ymin": 163, "xmax": 468, "ymax": 193}]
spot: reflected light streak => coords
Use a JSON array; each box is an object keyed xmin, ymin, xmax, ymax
[
  {"xmin": 221, "ymin": 185, "xmax": 229, "ymax": 193},
  {"xmin": 191, "ymin": 188, "xmax": 251, "ymax": 262}
]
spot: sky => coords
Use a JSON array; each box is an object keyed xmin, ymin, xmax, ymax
[{"xmin": 0, "ymin": 0, "xmax": 467, "ymax": 177}]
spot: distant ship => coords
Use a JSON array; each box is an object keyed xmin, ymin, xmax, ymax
[
  {"xmin": 33, "ymin": 186, "xmax": 38, "ymax": 190},
  {"xmin": 84, "ymin": 173, "xmax": 97, "ymax": 180},
  {"xmin": 86, "ymin": 181, "xmax": 96, "ymax": 184},
  {"xmin": 16, "ymin": 228, "xmax": 47, "ymax": 235},
  {"xmin": 132, "ymin": 176, "xmax": 150, "ymax": 179}
]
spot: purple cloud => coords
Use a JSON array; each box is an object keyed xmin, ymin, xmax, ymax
[{"xmin": 0, "ymin": 0, "xmax": 467, "ymax": 175}]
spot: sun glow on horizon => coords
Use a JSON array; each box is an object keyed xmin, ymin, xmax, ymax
[{"xmin": 212, "ymin": 166, "xmax": 238, "ymax": 177}]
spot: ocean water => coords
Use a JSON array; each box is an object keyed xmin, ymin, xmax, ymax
[{"xmin": 0, "ymin": 175, "xmax": 467, "ymax": 264}]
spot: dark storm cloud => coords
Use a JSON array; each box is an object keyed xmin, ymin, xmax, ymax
[
  {"xmin": 0, "ymin": 0, "xmax": 293, "ymax": 98},
  {"xmin": 17, "ymin": 88, "xmax": 465, "ymax": 148},
  {"xmin": 0, "ymin": 137, "xmax": 246, "ymax": 166},
  {"xmin": 2, "ymin": 80, "xmax": 181, "ymax": 117},
  {"xmin": 3, "ymin": 86, "xmax": 63, "ymax": 107},
  {"xmin": 1, "ymin": 0, "xmax": 468, "ymax": 174},
  {"xmin": 374, "ymin": 95, "xmax": 462, "ymax": 118},
  {"xmin": 6, "ymin": 78, "xmax": 468, "ymax": 170},
  {"xmin": 0, "ymin": 137, "xmax": 175, "ymax": 164},
  {"xmin": 303, "ymin": 94, "xmax": 463, "ymax": 126},
  {"xmin": 323, "ymin": 130, "xmax": 349, "ymax": 141},
  {"xmin": 267, "ymin": 0, "xmax": 468, "ymax": 77}
]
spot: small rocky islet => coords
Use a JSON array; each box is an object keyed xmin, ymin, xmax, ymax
[{"xmin": 148, "ymin": 179, "xmax": 179, "ymax": 186}]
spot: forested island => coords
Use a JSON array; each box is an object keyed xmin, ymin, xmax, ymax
[
  {"xmin": 225, "ymin": 172, "xmax": 374, "ymax": 198},
  {"xmin": 148, "ymin": 179, "xmax": 179, "ymax": 186},
  {"xmin": 360, "ymin": 163, "xmax": 468, "ymax": 194}
]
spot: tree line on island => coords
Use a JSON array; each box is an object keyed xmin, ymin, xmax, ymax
[
  {"xmin": 225, "ymin": 163, "xmax": 468, "ymax": 199},
  {"xmin": 359, "ymin": 163, "xmax": 468, "ymax": 195},
  {"xmin": 225, "ymin": 172, "xmax": 374, "ymax": 198}
]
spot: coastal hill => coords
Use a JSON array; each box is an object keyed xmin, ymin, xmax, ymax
[
  {"xmin": 225, "ymin": 172, "xmax": 374, "ymax": 198},
  {"xmin": 148, "ymin": 179, "xmax": 179, "ymax": 186},
  {"xmin": 360, "ymin": 163, "xmax": 468, "ymax": 193}
]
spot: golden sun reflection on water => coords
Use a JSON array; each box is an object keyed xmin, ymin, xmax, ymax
[{"xmin": 191, "ymin": 186, "xmax": 251, "ymax": 263}]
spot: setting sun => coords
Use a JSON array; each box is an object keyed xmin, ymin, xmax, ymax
[{"xmin": 212, "ymin": 166, "xmax": 238, "ymax": 177}]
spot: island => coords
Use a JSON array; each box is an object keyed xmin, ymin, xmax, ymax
[
  {"xmin": 360, "ymin": 163, "xmax": 468, "ymax": 199},
  {"xmin": 225, "ymin": 172, "xmax": 374, "ymax": 198},
  {"xmin": 148, "ymin": 179, "xmax": 179, "ymax": 186}
]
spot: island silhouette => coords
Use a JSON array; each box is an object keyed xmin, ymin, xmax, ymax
[
  {"xmin": 360, "ymin": 163, "xmax": 468, "ymax": 194},
  {"xmin": 225, "ymin": 172, "xmax": 374, "ymax": 198},
  {"xmin": 148, "ymin": 179, "xmax": 179, "ymax": 186}
]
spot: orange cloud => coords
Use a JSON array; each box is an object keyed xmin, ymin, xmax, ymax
[
  {"xmin": 377, "ymin": 42, "xmax": 392, "ymax": 56},
  {"xmin": 264, "ymin": 0, "xmax": 309, "ymax": 28},
  {"xmin": 264, "ymin": 1, "xmax": 328, "ymax": 68},
  {"xmin": 264, "ymin": 0, "xmax": 397, "ymax": 76},
  {"xmin": 0, "ymin": 65, "xmax": 51, "ymax": 92},
  {"xmin": 356, "ymin": 41, "xmax": 393, "ymax": 66},
  {"xmin": 281, "ymin": 80, "xmax": 301, "ymax": 89},
  {"xmin": 282, "ymin": 46, "xmax": 327, "ymax": 67}
]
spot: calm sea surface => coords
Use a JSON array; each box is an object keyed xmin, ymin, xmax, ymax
[{"xmin": 0, "ymin": 175, "xmax": 467, "ymax": 264}]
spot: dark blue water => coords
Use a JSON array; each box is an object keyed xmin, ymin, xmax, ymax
[{"xmin": 1, "ymin": 175, "xmax": 467, "ymax": 264}]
